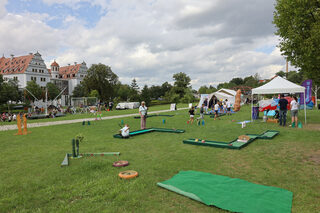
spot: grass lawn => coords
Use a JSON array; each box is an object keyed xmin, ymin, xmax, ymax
[
  {"xmin": 0, "ymin": 106, "xmax": 319, "ymax": 212},
  {"xmin": 0, "ymin": 103, "xmax": 190, "ymax": 126}
]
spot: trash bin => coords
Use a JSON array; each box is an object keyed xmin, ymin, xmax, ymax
[{"xmin": 252, "ymin": 106, "xmax": 259, "ymax": 120}]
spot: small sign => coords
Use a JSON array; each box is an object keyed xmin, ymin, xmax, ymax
[{"xmin": 170, "ymin": 103, "xmax": 176, "ymax": 111}]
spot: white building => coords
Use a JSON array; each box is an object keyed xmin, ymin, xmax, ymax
[
  {"xmin": 0, "ymin": 52, "xmax": 88, "ymax": 105},
  {"xmin": 0, "ymin": 52, "xmax": 51, "ymax": 88},
  {"xmin": 48, "ymin": 60, "xmax": 88, "ymax": 95}
]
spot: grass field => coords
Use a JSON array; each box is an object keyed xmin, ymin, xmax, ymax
[
  {"xmin": 0, "ymin": 103, "xmax": 190, "ymax": 126},
  {"xmin": 0, "ymin": 105, "xmax": 319, "ymax": 212}
]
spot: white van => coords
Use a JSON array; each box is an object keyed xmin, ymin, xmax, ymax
[{"xmin": 116, "ymin": 102, "xmax": 140, "ymax": 110}]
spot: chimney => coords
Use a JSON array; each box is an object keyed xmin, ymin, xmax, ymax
[
  {"xmin": 10, "ymin": 54, "xmax": 14, "ymax": 60},
  {"xmin": 74, "ymin": 62, "xmax": 77, "ymax": 65},
  {"xmin": 68, "ymin": 63, "xmax": 70, "ymax": 66}
]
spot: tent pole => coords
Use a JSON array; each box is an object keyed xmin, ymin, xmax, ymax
[{"xmin": 304, "ymin": 91, "xmax": 307, "ymax": 124}]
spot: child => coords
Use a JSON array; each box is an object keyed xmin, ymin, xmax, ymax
[
  {"xmin": 214, "ymin": 102, "xmax": 220, "ymax": 120},
  {"xmin": 223, "ymin": 100, "xmax": 227, "ymax": 113},
  {"xmin": 226, "ymin": 99, "xmax": 231, "ymax": 116},
  {"xmin": 120, "ymin": 124, "xmax": 130, "ymax": 138},
  {"xmin": 188, "ymin": 106, "xmax": 195, "ymax": 124},
  {"xmin": 197, "ymin": 104, "xmax": 205, "ymax": 123}
]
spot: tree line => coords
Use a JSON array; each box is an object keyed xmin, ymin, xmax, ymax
[{"xmin": 72, "ymin": 64, "xmax": 196, "ymax": 106}]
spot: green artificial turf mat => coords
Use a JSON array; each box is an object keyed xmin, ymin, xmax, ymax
[{"xmin": 158, "ymin": 171, "xmax": 293, "ymax": 213}]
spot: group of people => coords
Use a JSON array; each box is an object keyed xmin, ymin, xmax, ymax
[
  {"xmin": 188, "ymin": 99, "xmax": 232, "ymax": 124},
  {"xmin": 278, "ymin": 94, "xmax": 299, "ymax": 127},
  {"xmin": 0, "ymin": 112, "xmax": 17, "ymax": 122},
  {"xmin": 119, "ymin": 101, "xmax": 148, "ymax": 138}
]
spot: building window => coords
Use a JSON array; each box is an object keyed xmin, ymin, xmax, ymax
[
  {"xmin": 40, "ymin": 78, "xmax": 46, "ymax": 82},
  {"xmin": 31, "ymin": 76, "xmax": 36, "ymax": 81},
  {"xmin": 13, "ymin": 76, "xmax": 18, "ymax": 81}
]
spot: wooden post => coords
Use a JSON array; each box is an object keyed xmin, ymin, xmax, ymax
[
  {"xmin": 16, "ymin": 114, "xmax": 23, "ymax": 135},
  {"xmin": 22, "ymin": 114, "xmax": 29, "ymax": 135}
]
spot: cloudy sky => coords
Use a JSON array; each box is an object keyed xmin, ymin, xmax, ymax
[{"xmin": 0, "ymin": 0, "xmax": 292, "ymax": 89}]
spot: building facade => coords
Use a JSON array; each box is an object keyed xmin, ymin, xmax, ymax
[
  {"xmin": 0, "ymin": 52, "xmax": 88, "ymax": 105},
  {"xmin": 0, "ymin": 52, "xmax": 51, "ymax": 88}
]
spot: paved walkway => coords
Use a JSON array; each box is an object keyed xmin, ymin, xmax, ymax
[{"xmin": 0, "ymin": 108, "xmax": 188, "ymax": 131}]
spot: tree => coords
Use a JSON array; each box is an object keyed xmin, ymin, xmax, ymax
[
  {"xmin": 160, "ymin": 82, "xmax": 172, "ymax": 97},
  {"xmin": 287, "ymin": 71, "xmax": 303, "ymax": 84},
  {"xmin": 275, "ymin": 71, "xmax": 286, "ymax": 78},
  {"xmin": 25, "ymin": 80, "xmax": 43, "ymax": 101},
  {"xmin": 273, "ymin": 0, "xmax": 320, "ymax": 85},
  {"xmin": 140, "ymin": 85, "xmax": 151, "ymax": 106},
  {"xmin": 46, "ymin": 82, "xmax": 61, "ymax": 100},
  {"xmin": 172, "ymin": 72, "xmax": 191, "ymax": 98},
  {"xmin": 230, "ymin": 77, "xmax": 244, "ymax": 86},
  {"xmin": 82, "ymin": 64, "xmax": 119, "ymax": 101},
  {"xmin": 72, "ymin": 84, "xmax": 87, "ymax": 97},
  {"xmin": 130, "ymin": 78, "xmax": 139, "ymax": 91},
  {"xmin": 0, "ymin": 76, "xmax": 21, "ymax": 105},
  {"xmin": 198, "ymin": 86, "xmax": 209, "ymax": 94},
  {"xmin": 89, "ymin": 90, "xmax": 100, "ymax": 98},
  {"xmin": 116, "ymin": 84, "xmax": 132, "ymax": 101},
  {"xmin": 243, "ymin": 76, "xmax": 259, "ymax": 87}
]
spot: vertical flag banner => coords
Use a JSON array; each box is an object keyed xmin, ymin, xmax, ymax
[{"xmin": 300, "ymin": 79, "xmax": 312, "ymax": 105}]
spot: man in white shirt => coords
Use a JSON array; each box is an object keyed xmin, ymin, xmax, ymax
[
  {"xmin": 120, "ymin": 124, "xmax": 130, "ymax": 138},
  {"xmin": 139, "ymin": 101, "xmax": 148, "ymax": 129}
]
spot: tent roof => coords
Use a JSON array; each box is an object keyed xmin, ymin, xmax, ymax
[
  {"xmin": 217, "ymin": 88, "xmax": 237, "ymax": 96},
  {"xmin": 252, "ymin": 76, "xmax": 305, "ymax": 94},
  {"xmin": 213, "ymin": 91, "xmax": 233, "ymax": 98}
]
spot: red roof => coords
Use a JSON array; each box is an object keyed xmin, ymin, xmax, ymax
[
  {"xmin": 59, "ymin": 64, "xmax": 82, "ymax": 79},
  {"xmin": 0, "ymin": 54, "xmax": 33, "ymax": 75},
  {"xmin": 51, "ymin": 61, "xmax": 59, "ymax": 67}
]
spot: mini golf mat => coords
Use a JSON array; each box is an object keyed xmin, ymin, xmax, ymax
[
  {"xmin": 183, "ymin": 130, "xmax": 279, "ymax": 149},
  {"xmin": 113, "ymin": 127, "xmax": 185, "ymax": 138},
  {"xmin": 133, "ymin": 114, "xmax": 174, "ymax": 119},
  {"xmin": 157, "ymin": 171, "xmax": 292, "ymax": 213},
  {"xmin": 61, "ymin": 152, "xmax": 120, "ymax": 166}
]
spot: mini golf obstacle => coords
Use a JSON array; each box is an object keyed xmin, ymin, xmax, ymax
[
  {"xmin": 133, "ymin": 114, "xmax": 174, "ymax": 119},
  {"xmin": 119, "ymin": 170, "xmax": 139, "ymax": 179},
  {"xmin": 183, "ymin": 130, "xmax": 279, "ymax": 150},
  {"xmin": 157, "ymin": 171, "xmax": 292, "ymax": 213},
  {"xmin": 113, "ymin": 127, "xmax": 185, "ymax": 138},
  {"xmin": 61, "ymin": 139, "xmax": 120, "ymax": 166},
  {"xmin": 113, "ymin": 160, "xmax": 129, "ymax": 167}
]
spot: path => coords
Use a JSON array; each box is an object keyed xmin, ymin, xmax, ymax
[{"xmin": 0, "ymin": 108, "xmax": 188, "ymax": 131}]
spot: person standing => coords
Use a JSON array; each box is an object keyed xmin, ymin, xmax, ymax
[
  {"xmin": 278, "ymin": 94, "xmax": 289, "ymax": 126},
  {"xmin": 139, "ymin": 101, "xmax": 148, "ymax": 129},
  {"xmin": 188, "ymin": 106, "xmax": 195, "ymax": 124},
  {"xmin": 214, "ymin": 102, "xmax": 220, "ymax": 120},
  {"xmin": 290, "ymin": 96, "xmax": 299, "ymax": 127},
  {"xmin": 109, "ymin": 101, "xmax": 114, "ymax": 111},
  {"xmin": 203, "ymin": 98, "xmax": 208, "ymax": 114},
  {"xmin": 226, "ymin": 99, "xmax": 231, "ymax": 116}
]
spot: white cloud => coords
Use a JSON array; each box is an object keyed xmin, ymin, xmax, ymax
[
  {"xmin": 3, "ymin": 0, "xmax": 292, "ymax": 89},
  {"xmin": 0, "ymin": 0, "xmax": 7, "ymax": 18}
]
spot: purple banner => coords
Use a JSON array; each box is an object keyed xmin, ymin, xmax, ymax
[{"xmin": 300, "ymin": 79, "xmax": 312, "ymax": 104}]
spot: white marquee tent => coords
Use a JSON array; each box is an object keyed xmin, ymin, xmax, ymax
[
  {"xmin": 198, "ymin": 89, "xmax": 237, "ymax": 107},
  {"xmin": 251, "ymin": 76, "xmax": 307, "ymax": 123}
]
